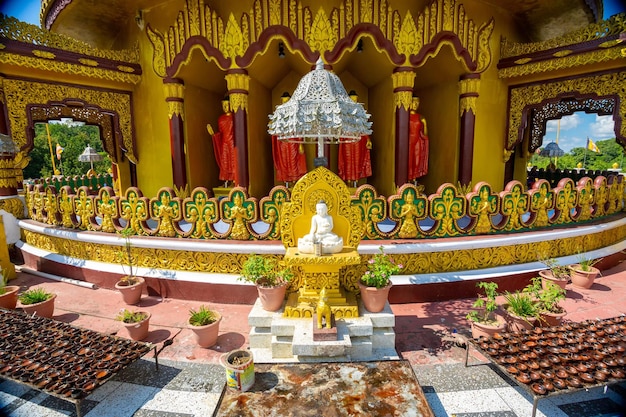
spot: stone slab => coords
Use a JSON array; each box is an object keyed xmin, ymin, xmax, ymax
[
  {"xmin": 360, "ymin": 302, "xmax": 395, "ymax": 327},
  {"xmin": 292, "ymin": 320, "xmax": 350, "ymax": 357}
]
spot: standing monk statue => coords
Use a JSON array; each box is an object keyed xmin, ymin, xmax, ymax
[
  {"xmin": 271, "ymin": 92, "xmax": 308, "ymax": 187},
  {"xmin": 408, "ymin": 96, "xmax": 429, "ymax": 182},
  {"xmin": 338, "ymin": 91, "xmax": 372, "ymax": 187},
  {"xmin": 207, "ymin": 97, "xmax": 238, "ymax": 187}
]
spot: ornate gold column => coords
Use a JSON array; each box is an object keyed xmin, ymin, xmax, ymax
[
  {"xmin": 458, "ymin": 74, "xmax": 480, "ymax": 186},
  {"xmin": 392, "ymin": 67, "xmax": 416, "ymax": 187},
  {"xmin": 225, "ymin": 70, "xmax": 250, "ymax": 188},
  {"xmin": 163, "ymin": 78, "xmax": 187, "ymax": 189}
]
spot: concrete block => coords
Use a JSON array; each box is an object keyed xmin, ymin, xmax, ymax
[
  {"xmin": 372, "ymin": 327, "xmax": 396, "ymax": 349},
  {"xmin": 248, "ymin": 326, "xmax": 272, "ymax": 349},
  {"xmin": 349, "ymin": 336, "xmax": 373, "ymax": 358},
  {"xmin": 360, "ymin": 302, "xmax": 395, "ymax": 328},
  {"xmin": 248, "ymin": 299, "xmax": 283, "ymax": 328},
  {"xmin": 271, "ymin": 335, "xmax": 293, "ymax": 358},
  {"xmin": 341, "ymin": 316, "xmax": 373, "ymax": 336}
]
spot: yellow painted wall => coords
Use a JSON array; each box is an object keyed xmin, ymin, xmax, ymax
[
  {"xmin": 369, "ymin": 77, "xmax": 395, "ymax": 196},
  {"xmin": 185, "ymin": 84, "xmax": 220, "ymax": 191}
]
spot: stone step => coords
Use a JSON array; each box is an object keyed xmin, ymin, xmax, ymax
[{"xmin": 291, "ymin": 319, "xmax": 351, "ymax": 357}]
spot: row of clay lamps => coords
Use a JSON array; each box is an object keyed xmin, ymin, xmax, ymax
[
  {"xmin": 476, "ymin": 316, "xmax": 626, "ymax": 396},
  {"xmin": 0, "ymin": 309, "xmax": 150, "ymax": 400}
]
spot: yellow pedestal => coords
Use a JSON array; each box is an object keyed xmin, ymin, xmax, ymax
[{"xmin": 282, "ymin": 247, "xmax": 361, "ymax": 318}]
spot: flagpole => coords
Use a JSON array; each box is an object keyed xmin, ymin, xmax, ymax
[{"xmin": 45, "ymin": 123, "xmax": 59, "ymax": 175}]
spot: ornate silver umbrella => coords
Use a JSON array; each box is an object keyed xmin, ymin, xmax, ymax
[
  {"xmin": 268, "ymin": 58, "xmax": 372, "ymax": 166},
  {"xmin": 78, "ymin": 144, "xmax": 103, "ymax": 175}
]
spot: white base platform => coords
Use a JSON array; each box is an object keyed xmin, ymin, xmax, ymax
[{"xmin": 248, "ymin": 298, "xmax": 399, "ymax": 363}]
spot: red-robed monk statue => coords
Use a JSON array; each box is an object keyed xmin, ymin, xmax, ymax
[
  {"xmin": 408, "ymin": 96, "xmax": 429, "ymax": 182},
  {"xmin": 338, "ymin": 91, "xmax": 372, "ymax": 187},
  {"xmin": 207, "ymin": 97, "xmax": 238, "ymax": 187},
  {"xmin": 271, "ymin": 92, "xmax": 307, "ymax": 186}
]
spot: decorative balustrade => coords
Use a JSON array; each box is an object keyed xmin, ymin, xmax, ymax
[
  {"xmin": 24, "ymin": 175, "xmax": 625, "ymax": 241},
  {"xmin": 29, "ymin": 173, "xmax": 114, "ymax": 195}
]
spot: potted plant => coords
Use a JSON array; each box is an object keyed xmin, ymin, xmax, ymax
[
  {"xmin": 359, "ymin": 246, "xmax": 402, "ymax": 313},
  {"xmin": 525, "ymin": 277, "xmax": 567, "ymax": 326},
  {"xmin": 0, "ymin": 269, "xmax": 19, "ymax": 309},
  {"xmin": 116, "ymin": 308, "xmax": 151, "ymax": 341},
  {"xmin": 503, "ymin": 290, "xmax": 539, "ymax": 332},
  {"xmin": 188, "ymin": 305, "xmax": 222, "ymax": 348},
  {"xmin": 569, "ymin": 254, "xmax": 601, "ymax": 289},
  {"xmin": 114, "ymin": 228, "xmax": 145, "ymax": 305},
  {"xmin": 538, "ymin": 256, "xmax": 569, "ymax": 290},
  {"xmin": 465, "ymin": 281, "xmax": 506, "ymax": 339},
  {"xmin": 240, "ymin": 255, "xmax": 293, "ymax": 311},
  {"xmin": 18, "ymin": 288, "xmax": 56, "ymax": 318}
]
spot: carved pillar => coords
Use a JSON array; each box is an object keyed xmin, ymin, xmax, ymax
[
  {"xmin": 164, "ymin": 78, "xmax": 187, "ymax": 189},
  {"xmin": 0, "ymin": 80, "xmax": 17, "ymax": 197},
  {"xmin": 458, "ymin": 74, "xmax": 480, "ymax": 186},
  {"xmin": 225, "ymin": 70, "xmax": 250, "ymax": 188},
  {"xmin": 392, "ymin": 68, "xmax": 416, "ymax": 187}
]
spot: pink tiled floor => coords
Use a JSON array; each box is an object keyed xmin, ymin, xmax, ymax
[{"xmin": 9, "ymin": 257, "xmax": 626, "ymax": 368}]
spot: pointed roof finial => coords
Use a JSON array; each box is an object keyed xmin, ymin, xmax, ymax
[{"xmin": 315, "ymin": 57, "xmax": 324, "ymax": 70}]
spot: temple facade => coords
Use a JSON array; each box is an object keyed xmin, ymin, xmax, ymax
[{"xmin": 1, "ymin": 0, "xmax": 625, "ymax": 303}]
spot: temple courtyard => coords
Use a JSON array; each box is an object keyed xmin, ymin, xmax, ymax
[{"xmin": 0, "ymin": 263, "xmax": 625, "ymax": 417}]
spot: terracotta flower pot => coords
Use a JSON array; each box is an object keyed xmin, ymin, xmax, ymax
[
  {"xmin": 569, "ymin": 265, "xmax": 599, "ymax": 289},
  {"xmin": 539, "ymin": 309, "xmax": 567, "ymax": 327},
  {"xmin": 20, "ymin": 294, "xmax": 56, "ymax": 318},
  {"xmin": 506, "ymin": 310, "xmax": 537, "ymax": 333},
  {"xmin": 115, "ymin": 277, "xmax": 145, "ymax": 305},
  {"xmin": 470, "ymin": 320, "xmax": 507, "ymax": 339},
  {"xmin": 358, "ymin": 281, "xmax": 392, "ymax": 313},
  {"xmin": 189, "ymin": 313, "xmax": 222, "ymax": 348},
  {"xmin": 0, "ymin": 285, "xmax": 20, "ymax": 309},
  {"xmin": 121, "ymin": 311, "xmax": 151, "ymax": 341},
  {"xmin": 256, "ymin": 282, "xmax": 288, "ymax": 311},
  {"xmin": 538, "ymin": 269, "xmax": 568, "ymax": 290}
]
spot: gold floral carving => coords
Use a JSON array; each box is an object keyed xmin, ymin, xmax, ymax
[
  {"xmin": 78, "ymin": 58, "xmax": 98, "ymax": 67},
  {"xmin": 32, "ymin": 50, "xmax": 56, "ymax": 59},
  {"xmin": 507, "ymin": 71, "xmax": 626, "ymax": 150},
  {"xmin": 117, "ymin": 65, "xmax": 135, "ymax": 73},
  {"xmin": 498, "ymin": 48, "xmax": 625, "ymax": 79},
  {"xmin": 147, "ymin": 25, "xmax": 167, "ymax": 78},
  {"xmin": 221, "ymin": 14, "xmax": 248, "ymax": 60},
  {"xmin": 0, "ymin": 198, "xmax": 24, "ymax": 219},
  {"xmin": 0, "ymin": 15, "xmax": 139, "ymax": 63},
  {"xmin": 225, "ymin": 73, "xmax": 250, "ymax": 111},
  {"xmin": 392, "ymin": 71, "xmax": 416, "ymax": 110},
  {"xmin": 3, "ymin": 79, "xmax": 137, "ymax": 164},
  {"xmin": 395, "ymin": 12, "xmax": 419, "ymax": 60},
  {"xmin": 22, "ymin": 221, "xmax": 626, "ymax": 277},
  {"xmin": 458, "ymin": 77, "xmax": 480, "ymax": 116},
  {"xmin": 307, "ymin": 8, "xmax": 337, "ymax": 53},
  {"xmin": 501, "ymin": 13, "xmax": 626, "ymax": 58},
  {"xmin": 164, "ymin": 82, "xmax": 185, "ymax": 119},
  {"xmin": 553, "ymin": 50, "xmax": 572, "ymax": 57},
  {"xmin": 0, "ymin": 53, "xmax": 141, "ymax": 84}
]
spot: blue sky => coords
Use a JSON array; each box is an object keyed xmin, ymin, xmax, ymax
[{"xmin": 1, "ymin": 0, "xmax": 624, "ymax": 152}]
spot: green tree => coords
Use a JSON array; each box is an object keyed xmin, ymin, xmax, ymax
[
  {"xmin": 23, "ymin": 122, "xmax": 111, "ymax": 180},
  {"xmin": 529, "ymin": 138, "xmax": 623, "ymax": 171}
]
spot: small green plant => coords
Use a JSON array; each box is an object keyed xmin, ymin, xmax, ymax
[
  {"xmin": 504, "ymin": 290, "xmax": 539, "ymax": 321},
  {"xmin": 466, "ymin": 281, "xmax": 499, "ymax": 324},
  {"xmin": 117, "ymin": 228, "xmax": 140, "ymax": 285},
  {"xmin": 115, "ymin": 309, "xmax": 148, "ymax": 323},
  {"xmin": 0, "ymin": 269, "xmax": 10, "ymax": 295},
  {"xmin": 360, "ymin": 246, "xmax": 403, "ymax": 289},
  {"xmin": 575, "ymin": 254, "xmax": 602, "ymax": 272},
  {"xmin": 539, "ymin": 255, "xmax": 570, "ymax": 280},
  {"xmin": 240, "ymin": 255, "xmax": 293, "ymax": 287},
  {"xmin": 189, "ymin": 305, "xmax": 218, "ymax": 326},
  {"xmin": 18, "ymin": 288, "xmax": 54, "ymax": 305},
  {"xmin": 525, "ymin": 277, "xmax": 566, "ymax": 313}
]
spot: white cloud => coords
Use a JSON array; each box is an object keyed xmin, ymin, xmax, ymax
[
  {"xmin": 589, "ymin": 115, "xmax": 615, "ymax": 139},
  {"xmin": 546, "ymin": 113, "xmax": 581, "ymax": 132}
]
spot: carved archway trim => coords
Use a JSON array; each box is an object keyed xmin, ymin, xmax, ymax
[
  {"xmin": 2, "ymin": 78, "xmax": 137, "ymax": 164},
  {"xmin": 27, "ymin": 99, "xmax": 120, "ymax": 163},
  {"xmin": 527, "ymin": 95, "xmax": 617, "ymax": 154},
  {"xmin": 506, "ymin": 69, "xmax": 626, "ymax": 153}
]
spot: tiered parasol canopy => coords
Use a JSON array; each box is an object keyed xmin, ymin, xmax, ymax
[{"xmin": 268, "ymin": 58, "xmax": 372, "ymax": 163}]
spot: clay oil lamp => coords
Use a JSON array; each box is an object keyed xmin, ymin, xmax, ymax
[
  {"xmin": 527, "ymin": 351, "xmax": 538, "ymax": 360},
  {"xmin": 580, "ymin": 372, "xmax": 595, "ymax": 383},
  {"xmin": 552, "ymin": 377, "xmax": 567, "ymax": 390},
  {"xmin": 610, "ymin": 369, "xmax": 625, "ymax": 379},
  {"xmin": 517, "ymin": 363, "xmax": 529, "ymax": 372},
  {"xmin": 567, "ymin": 377, "xmax": 583, "ymax": 388},
  {"xmin": 543, "ymin": 380, "xmax": 555, "ymax": 392},
  {"xmin": 547, "ymin": 346, "xmax": 560, "ymax": 355},
  {"xmin": 594, "ymin": 370, "xmax": 609, "ymax": 381},
  {"xmin": 527, "ymin": 361, "xmax": 540, "ymax": 371},
  {"xmin": 547, "ymin": 354, "xmax": 561, "ymax": 365},
  {"xmin": 516, "ymin": 373, "xmax": 532, "ymax": 384},
  {"xmin": 616, "ymin": 357, "xmax": 626, "ymax": 367},
  {"xmin": 95, "ymin": 369, "xmax": 110, "ymax": 380},
  {"xmin": 575, "ymin": 363, "xmax": 589, "ymax": 373},
  {"xmin": 555, "ymin": 368, "xmax": 569, "ymax": 379},
  {"xmin": 538, "ymin": 359, "xmax": 551, "ymax": 369},
  {"xmin": 603, "ymin": 358, "xmax": 617, "ymax": 367},
  {"xmin": 486, "ymin": 347, "xmax": 499, "ymax": 356},
  {"xmin": 506, "ymin": 365, "xmax": 519, "ymax": 375},
  {"xmin": 518, "ymin": 353, "xmax": 530, "ymax": 362},
  {"xmin": 565, "ymin": 365, "xmax": 579, "ymax": 375},
  {"xmin": 533, "ymin": 347, "xmax": 546, "ymax": 356},
  {"xmin": 524, "ymin": 340, "xmax": 537, "ymax": 348},
  {"xmin": 519, "ymin": 344, "xmax": 530, "ymax": 352},
  {"xmin": 530, "ymin": 382, "xmax": 547, "ymax": 395},
  {"xmin": 591, "ymin": 351, "xmax": 605, "ymax": 361},
  {"xmin": 578, "ymin": 352, "xmax": 591, "ymax": 362},
  {"xmin": 540, "ymin": 370, "xmax": 555, "ymax": 380},
  {"xmin": 529, "ymin": 371, "xmax": 542, "ymax": 381}
]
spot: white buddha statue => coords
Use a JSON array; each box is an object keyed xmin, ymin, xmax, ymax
[{"xmin": 298, "ymin": 200, "xmax": 344, "ymax": 254}]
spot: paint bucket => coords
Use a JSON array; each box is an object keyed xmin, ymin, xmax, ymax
[{"xmin": 220, "ymin": 349, "xmax": 254, "ymax": 392}]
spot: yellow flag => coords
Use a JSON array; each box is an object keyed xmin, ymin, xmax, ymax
[{"xmin": 587, "ymin": 138, "xmax": 600, "ymax": 153}]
